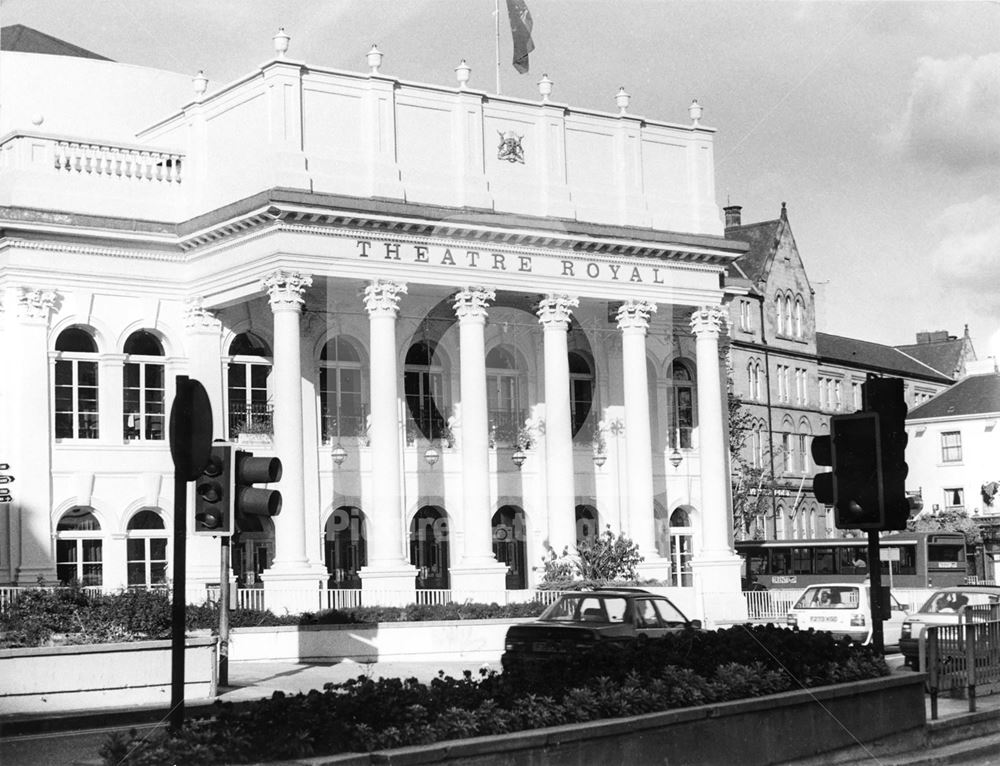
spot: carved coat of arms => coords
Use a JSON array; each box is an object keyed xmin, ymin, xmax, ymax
[{"xmin": 497, "ymin": 130, "xmax": 525, "ymax": 163}]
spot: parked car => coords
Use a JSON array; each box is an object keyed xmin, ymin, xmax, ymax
[
  {"xmin": 786, "ymin": 583, "xmax": 908, "ymax": 649},
  {"xmin": 501, "ymin": 589, "xmax": 701, "ymax": 669},
  {"xmin": 900, "ymin": 586, "xmax": 1000, "ymax": 669}
]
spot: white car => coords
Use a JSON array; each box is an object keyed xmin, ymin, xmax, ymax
[{"xmin": 786, "ymin": 583, "xmax": 907, "ymax": 649}]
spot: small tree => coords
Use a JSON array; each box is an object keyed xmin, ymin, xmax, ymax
[
  {"xmin": 728, "ymin": 389, "xmax": 777, "ymax": 538},
  {"xmin": 907, "ymin": 508, "xmax": 982, "ymax": 546},
  {"xmin": 576, "ymin": 527, "xmax": 644, "ymax": 581}
]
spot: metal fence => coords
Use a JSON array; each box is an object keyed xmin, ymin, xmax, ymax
[{"xmin": 925, "ymin": 614, "xmax": 1000, "ymax": 719}]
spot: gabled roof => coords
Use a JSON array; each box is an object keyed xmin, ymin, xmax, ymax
[
  {"xmin": 896, "ymin": 331, "xmax": 974, "ymax": 379},
  {"xmin": 816, "ymin": 332, "xmax": 953, "ymax": 384},
  {"xmin": 724, "ymin": 219, "xmax": 782, "ymax": 284},
  {"xmin": 0, "ymin": 24, "xmax": 111, "ymax": 61},
  {"xmin": 908, "ymin": 373, "xmax": 1000, "ymax": 420}
]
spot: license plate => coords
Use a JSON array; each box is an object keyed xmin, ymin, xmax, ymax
[
  {"xmin": 533, "ymin": 641, "xmax": 559, "ymax": 653},
  {"xmin": 812, "ymin": 616, "xmax": 840, "ymax": 623}
]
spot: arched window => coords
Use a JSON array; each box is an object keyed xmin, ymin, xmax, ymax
[
  {"xmin": 54, "ymin": 327, "xmax": 99, "ymax": 440},
  {"xmin": 320, "ymin": 337, "xmax": 364, "ymax": 444},
  {"xmin": 654, "ymin": 504, "xmax": 670, "ymax": 558},
  {"xmin": 794, "ymin": 297, "xmax": 804, "ymax": 338},
  {"xmin": 325, "ymin": 506, "xmax": 367, "ymax": 589},
  {"xmin": 492, "ymin": 506, "xmax": 527, "ymax": 589},
  {"xmin": 123, "ymin": 330, "xmax": 165, "ymax": 441},
  {"xmin": 487, "ymin": 347, "xmax": 523, "ymax": 444},
  {"xmin": 746, "ymin": 362, "xmax": 755, "ymax": 401},
  {"xmin": 775, "ymin": 295, "xmax": 784, "ymax": 335},
  {"xmin": 575, "ymin": 504, "xmax": 598, "ymax": 546},
  {"xmin": 404, "ymin": 341, "xmax": 447, "ymax": 441},
  {"xmin": 668, "ymin": 507, "xmax": 693, "ymax": 586},
  {"xmin": 784, "ymin": 294, "xmax": 793, "ymax": 336},
  {"xmin": 568, "ymin": 352, "xmax": 594, "ymax": 437},
  {"xmin": 668, "ymin": 361, "xmax": 694, "ymax": 449},
  {"xmin": 410, "ymin": 506, "xmax": 449, "ymax": 589},
  {"xmin": 126, "ymin": 510, "xmax": 167, "ymax": 588},
  {"xmin": 228, "ymin": 332, "xmax": 273, "ymax": 439},
  {"xmin": 56, "ymin": 508, "xmax": 103, "ymax": 586}
]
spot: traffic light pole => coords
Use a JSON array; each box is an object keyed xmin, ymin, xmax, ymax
[
  {"xmin": 169, "ymin": 470, "xmax": 187, "ymax": 732},
  {"xmin": 219, "ymin": 536, "xmax": 230, "ymax": 687},
  {"xmin": 867, "ymin": 530, "xmax": 884, "ymax": 655}
]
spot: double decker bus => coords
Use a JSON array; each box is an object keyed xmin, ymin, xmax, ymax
[{"xmin": 736, "ymin": 532, "xmax": 968, "ymax": 591}]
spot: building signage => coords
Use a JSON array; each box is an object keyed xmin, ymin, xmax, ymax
[
  {"xmin": 772, "ymin": 575, "xmax": 797, "ymax": 584},
  {"xmin": 355, "ymin": 239, "xmax": 678, "ymax": 286}
]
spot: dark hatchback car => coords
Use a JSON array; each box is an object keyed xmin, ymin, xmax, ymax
[{"xmin": 501, "ymin": 589, "xmax": 701, "ymax": 668}]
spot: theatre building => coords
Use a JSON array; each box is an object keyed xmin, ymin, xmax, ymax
[{"xmin": 0, "ymin": 27, "xmax": 750, "ymax": 624}]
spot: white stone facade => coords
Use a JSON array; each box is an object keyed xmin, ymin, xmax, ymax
[{"xmin": 0, "ymin": 36, "xmax": 747, "ymax": 625}]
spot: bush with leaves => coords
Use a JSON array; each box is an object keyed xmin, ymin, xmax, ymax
[{"xmin": 576, "ymin": 527, "xmax": 644, "ymax": 581}]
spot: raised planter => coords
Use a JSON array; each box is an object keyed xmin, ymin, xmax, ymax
[
  {"xmin": 0, "ymin": 637, "xmax": 217, "ymax": 714},
  {"xmin": 228, "ymin": 618, "xmax": 531, "ymax": 663},
  {"xmin": 264, "ymin": 674, "xmax": 926, "ymax": 766}
]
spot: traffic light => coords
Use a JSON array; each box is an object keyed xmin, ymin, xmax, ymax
[
  {"xmin": 233, "ymin": 450, "xmax": 282, "ymax": 529},
  {"xmin": 812, "ymin": 412, "xmax": 884, "ymax": 530},
  {"xmin": 0, "ymin": 463, "xmax": 13, "ymax": 504},
  {"xmin": 194, "ymin": 445, "xmax": 234, "ymax": 536},
  {"xmin": 865, "ymin": 376, "xmax": 910, "ymax": 530}
]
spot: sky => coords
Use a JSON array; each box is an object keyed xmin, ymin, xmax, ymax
[{"xmin": 4, "ymin": 0, "xmax": 1000, "ymax": 359}]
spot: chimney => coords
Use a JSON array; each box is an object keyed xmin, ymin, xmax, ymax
[{"xmin": 724, "ymin": 205, "xmax": 742, "ymax": 229}]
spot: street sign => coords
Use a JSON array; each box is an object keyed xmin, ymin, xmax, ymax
[{"xmin": 169, "ymin": 377, "xmax": 214, "ymax": 481}]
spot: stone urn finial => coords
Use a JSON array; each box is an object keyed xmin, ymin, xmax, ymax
[
  {"xmin": 367, "ymin": 44, "xmax": 383, "ymax": 74},
  {"xmin": 615, "ymin": 86, "xmax": 630, "ymax": 114},
  {"xmin": 273, "ymin": 27, "xmax": 290, "ymax": 58},
  {"xmin": 537, "ymin": 73, "xmax": 553, "ymax": 102},
  {"xmin": 455, "ymin": 59, "xmax": 471, "ymax": 89},
  {"xmin": 689, "ymin": 99, "xmax": 703, "ymax": 125},
  {"xmin": 192, "ymin": 70, "xmax": 208, "ymax": 100}
]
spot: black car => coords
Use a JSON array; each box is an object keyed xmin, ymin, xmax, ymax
[{"xmin": 501, "ymin": 589, "xmax": 701, "ymax": 668}]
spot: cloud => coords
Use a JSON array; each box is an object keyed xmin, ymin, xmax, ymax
[
  {"xmin": 886, "ymin": 53, "xmax": 1000, "ymax": 170},
  {"xmin": 930, "ymin": 195, "xmax": 1000, "ymax": 304}
]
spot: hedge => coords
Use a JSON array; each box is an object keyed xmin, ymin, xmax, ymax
[{"xmin": 98, "ymin": 625, "xmax": 889, "ymax": 765}]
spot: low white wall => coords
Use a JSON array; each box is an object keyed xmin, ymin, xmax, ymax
[
  {"xmin": 229, "ymin": 619, "xmax": 532, "ymax": 663},
  {"xmin": 0, "ymin": 637, "xmax": 217, "ymax": 715}
]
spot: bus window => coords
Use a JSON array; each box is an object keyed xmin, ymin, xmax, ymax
[
  {"xmin": 838, "ymin": 547, "xmax": 866, "ymax": 574},
  {"xmin": 815, "ymin": 547, "xmax": 835, "ymax": 575},
  {"xmin": 879, "ymin": 545, "xmax": 917, "ymax": 576},
  {"xmin": 792, "ymin": 547, "xmax": 812, "ymax": 574},
  {"xmin": 928, "ymin": 541, "xmax": 966, "ymax": 569},
  {"xmin": 749, "ymin": 552, "xmax": 768, "ymax": 576},
  {"xmin": 772, "ymin": 549, "xmax": 791, "ymax": 574}
]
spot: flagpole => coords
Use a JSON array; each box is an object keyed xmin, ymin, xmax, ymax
[{"xmin": 495, "ymin": 0, "xmax": 502, "ymax": 94}]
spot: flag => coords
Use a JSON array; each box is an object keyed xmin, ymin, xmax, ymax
[{"xmin": 505, "ymin": 0, "xmax": 535, "ymax": 74}]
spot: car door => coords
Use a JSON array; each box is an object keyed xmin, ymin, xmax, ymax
[
  {"xmin": 633, "ymin": 598, "xmax": 668, "ymax": 638},
  {"xmin": 652, "ymin": 597, "xmax": 691, "ymax": 632}
]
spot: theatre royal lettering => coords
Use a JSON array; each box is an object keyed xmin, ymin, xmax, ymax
[{"xmin": 355, "ymin": 239, "xmax": 670, "ymax": 285}]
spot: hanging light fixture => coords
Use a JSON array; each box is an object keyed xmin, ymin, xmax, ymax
[
  {"xmin": 593, "ymin": 452, "xmax": 607, "ymax": 468},
  {"xmin": 424, "ymin": 446, "xmax": 440, "ymax": 466},
  {"xmin": 331, "ymin": 443, "xmax": 348, "ymax": 466},
  {"xmin": 669, "ymin": 448, "xmax": 683, "ymax": 468},
  {"xmin": 511, "ymin": 448, "xmax": 527, "ymax": 469}
]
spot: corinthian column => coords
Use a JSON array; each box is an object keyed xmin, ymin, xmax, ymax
[
  {"xmin": 360, "ymin": 280, "xmax": 416, "ymax": 602},
  {"xmin": 537, "ymin": 294, "xmax": 579, "ymax": 556},
  {"xmin": 689, "ymin": 304, "xmax": 746, "ymax": 627},
  {"xmin": 450, "ymin": 287, "xmax": 507, "ymax": 595},
  {"xmin": 259, "ymin": 271, "xmax": 324, "ymax": 610},
  {"xmin": 616, "ymin": 300, "xmax": 659, "ymax": 564},
  {"xmin": 13, "ymin": 287, "xmax": 58, "ymax": 584}
]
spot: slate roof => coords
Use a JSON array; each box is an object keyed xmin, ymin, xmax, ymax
[
  {"xmin": 724, "ymin": 219, "xmax": 782, "ymax": 284},
  {"xmin": 816, "ymin": 332, "xmax": 953, "ymax": 383},
  {"xmin": 908, "ymin": 373, "xmax": 1000, "ymax": 420},
  {"xmin": 0, "ymin": 24, "xmax": 111, "ymax": 61},
  {"xmin": 896, "ymin": 337, "xmax": 967, "ymax": 378}
]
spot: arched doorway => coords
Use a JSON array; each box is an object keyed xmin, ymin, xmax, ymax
[
  {"xmin": 492, "ymin": 506, "xmax": 527, "ymax": 589},
  {"xmin": 324, "ymin": 506, "xmax": 367, "ymax": 588},
  {"xmin": 575, "ymin": 504, "xmax": 599, "ymax": 546},
  {"xmin": 410, "ymin": 506, "xmax": 450, "ymax": 589},
  {"xmin": 669, "ymin": 507, "xmax": 694, "ymax": 586},
  {"xmin": 232, "ymin": 515, "xmax": 274, "ymax": 587}
]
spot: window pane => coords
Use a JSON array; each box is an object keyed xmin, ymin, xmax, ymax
[
  {"xmin": 250, "ymin": 365, "xmax": 270, "ymax": 389},
  {"xmin": 78, "ymin": 361, "xmax": 99, "ymax": 387},
  {"xmin": 127, "ymin": 563, "xmax": 146, "ymax": 586},
  {"xmin": 82, "ymin": 539, "xmax": 103, "ymax": 562},
  {"xmin": 145, "ymin": 364, "xmax": 165, "ymax": 389},
  {"xmin": 150, "ymin": 562, "xmax": 167, "ymax": 584},
  {"xmin": 150, "ymin": 538, "xmax": 168, "ymax": 560},
  {"xmin": 127, "ymin": 538, "xmax": 145, "ymax": 559},
  {"xmin": 55, "ymin": 360, "xmax": 73, "ymax": 385}
]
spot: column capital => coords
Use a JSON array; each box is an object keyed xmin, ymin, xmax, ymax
[
  {"xmin": 364, "ymin": 279, "xmax": 408, "ymax": 317},
  {"xmin": 453, "ymin": 286, "xmax": 495, "ymax": 321},
  {"xmin": 616, "ymin": 299, "xmax": 657, "ymax": 331},
  {"xmin": 537, "ymin": 294, "xmax": 579, "ymax": 327},
  {"xmin": 184, "ymin": 297, "xmax": 222, "ymax": 331},
  {"xmin": 16, "ymin": 286, "xmax": 58, "ymax": 324},
  {"xmin": 689, "ymin": 305, "xmax": 728, "ymax": 339},
  {"xmin": 261, "ymin": 270, "xmax": 313, "ymax": 311}
]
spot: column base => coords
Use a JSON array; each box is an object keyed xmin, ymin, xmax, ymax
[
  {"xmin": 360, "ymin": 564, "xmax": 419, "ymax": 607},
  {"xmin": 260, "ymin": 562, "xmax": 327, "ymax": 615},
  {"xmin": 690, "ymin": 553, "xmax": 748, "ymax": 628},
  {"xmin": 16, "ymin": 564, "xmax": 57, "ymax": 587},
  {"xmin": 449, "ymin": 561, "xmax": 509, "ymax": 602}
]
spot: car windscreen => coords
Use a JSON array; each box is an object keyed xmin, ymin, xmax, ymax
[
  {"xmin": 539, "ymin": 595, "xmax": 629, "ymax": 623},
  {"xmin": 793, "ymin": 586, "xmax": 861, "ymax": 609},
  {"xmin": 919, "ymin": 591, "xmax": 1000, "ymax": 614}
]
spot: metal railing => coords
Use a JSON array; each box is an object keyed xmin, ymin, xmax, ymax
[
  {"xmin": 743, "ymin": 589, "xmax": 798, "ymax": 622},
  {"xmin": 228, "ymin": 403, "xmax": 274, "ymax": 439},
  {"xmin": 926, "ymin": 613, "xmax": 1000, "ymax": 719}
]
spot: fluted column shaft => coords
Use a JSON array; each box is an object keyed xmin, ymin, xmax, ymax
[
  {"xmin": 618, "ymin": 300, "xmax": 657, "ymax": 555},
  {"xmin": 364, "ymin": 280, "xmax": 408, "ymax": 567},
  {"xmin": 538, "ymin": 294, "xmax": 579, "ymax": 554},
  {"xmin": 262, "ymin": 270, "xmax": 312, "ymax": 568},
  {"xmin": 455, "ymin": 287, "xmax": 496, "ymax": 563},
  {"xmin": 691, "ymin": 305, "xmax": 730, "ymax": 555}
]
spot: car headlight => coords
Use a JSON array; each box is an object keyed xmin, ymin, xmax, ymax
[{"xmin": 901, "ymin": 622, "xmax": 911, "ymax": 639}]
